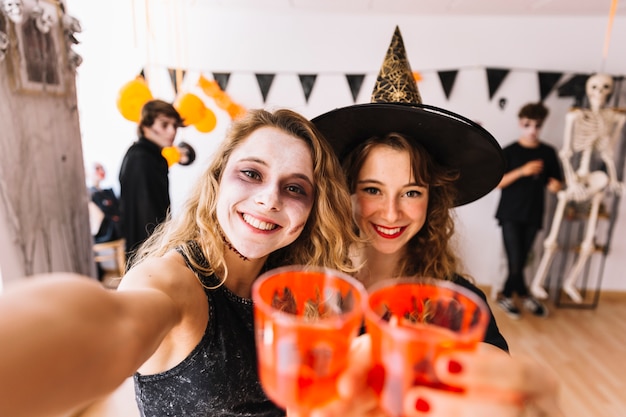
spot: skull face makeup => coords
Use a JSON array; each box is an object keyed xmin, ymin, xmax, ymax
[
  {"xmin": 585, "ymin": 73, "xmax": 614, "ymax": 110},
  {"xmin": 1, "ymin": 0, "xmax": 24, "ymax": 24}
]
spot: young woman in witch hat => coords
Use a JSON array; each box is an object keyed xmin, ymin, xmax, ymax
[{"xmin": 309, "ymin": 26, "xmax": 563, "ymax": 417}]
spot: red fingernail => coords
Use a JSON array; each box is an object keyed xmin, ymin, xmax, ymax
[
  {"xmin": 415, "ymin": 397, "xmax": 430, "ymax": 413},
  {"xmin": 448, "ymin": 359, "xmax": 463, "ymax": 374}
]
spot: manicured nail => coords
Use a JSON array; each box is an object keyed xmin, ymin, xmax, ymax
[
  {"xmin": 415, "ymin": 397, "xmax": 431, "ymax": 413},
  {"xmin": 448, "ymin": 359, "xmax": 463, "ymax": 374}
]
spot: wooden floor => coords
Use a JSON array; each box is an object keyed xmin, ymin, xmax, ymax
[
  {"xmin": 75, "ymin": 289, "xmax": 626, "ymax": 417},
  {"xmin": 490, "ymin": 290, "xmax": 626, "ymax": 417}
]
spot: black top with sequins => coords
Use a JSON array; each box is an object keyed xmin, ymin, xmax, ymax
[{"xmin": 133, "ymin": 243, "xmax": 286, "ymax": 417}]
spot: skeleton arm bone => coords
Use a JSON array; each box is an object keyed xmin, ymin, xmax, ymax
[
  {"xmin": 559, "ymin": 110, "xmax": 589, "ymax": 200},
  {"xmin": 559, "ymin": 110, "xmax": 580, "ymax": 187},
  {"xmin": 600, "ymin": 112, "xmax": 626, "ymax": 195}
]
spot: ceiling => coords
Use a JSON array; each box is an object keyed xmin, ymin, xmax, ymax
[
  {"xmin": 206, "ymin": 0, "xmax": 626, "ymax": 16},
  {"xmin": 205, "ymin": 0, "xmax": 626, "ymax": 18}
]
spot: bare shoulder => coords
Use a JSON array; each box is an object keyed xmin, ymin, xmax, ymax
[
  {"xmin": 118, "ymin": 251, "xmax": 206, "ymax": 315},
  {"xmin": 119, "ymin": 251, "xmax": 194, "ymax": 290}
]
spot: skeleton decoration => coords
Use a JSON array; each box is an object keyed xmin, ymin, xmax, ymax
[
  {"xmin": 531, "ymin": 73, "xmax": 626, "ymax": 303},
  {"xmin": 1, "ymin": 0, "xmax": 24, "ymax": 24}
]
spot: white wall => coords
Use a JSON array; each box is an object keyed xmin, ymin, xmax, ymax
[{"xmin": 65, "ymin": 0, "xmax": 626, "ymax": 292}]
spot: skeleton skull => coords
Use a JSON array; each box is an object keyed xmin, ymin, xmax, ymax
[
  {"xmin": 1, "ymin": 0, "xmax": 24, "ymax": 24},
  {"xmin": 585, "ymin": 73, "xmax": 614, "ymax": 110}
]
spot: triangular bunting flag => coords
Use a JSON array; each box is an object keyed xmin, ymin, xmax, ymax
[
  {"xmin": 139, "ymin": 68, "xmax": 146, "ymax": 79},
  {"xmin": 168, "ymin": 68, "xmax": 186, "ymax": 94},
  {"xmin": 213, "ymin": 73, "xmax": 231, "ymax": 92},
  {"xmin": 486, "ymin": 68, "xmax": 510, "ymax": 100},
  {"xmin": 255, "ymin": 73, "xmax": 275, "ymax": 103},
  {"xmin": 437, "ymin": 70, "xmax": 458, "ymax": 100},
  {"xmin": 557, "ymin": 73, "xmax": 590, "ymax": 107},
  {"xmin": 298, "ymin": 74, "xmax": 317, "ymax": 103},
  {"xmin": 346, "ymin": 74, "xmax": 365, "ymax": 103},
  {"xmin": 538, "ymin": 72, "xmax": 563, "ymax": 102}
]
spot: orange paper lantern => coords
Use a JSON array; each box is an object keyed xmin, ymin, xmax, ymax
[
  {"xmin": 175, "ymin": 93, "xmax": 207, "ymax": 126},
  {"xmin": 198, "ymin": 76, "xmax": 222, "ymax": 98},
  {"xmin": 212, "ymin": 90, "xmax": 233, "ymax": 110},
  {"xmin": 194, "ymin": 108, "xmax": 217, "ymax": 133},
  {"xmin": 226, "ymin": 103, "xmax": 247, "ymax": 120},
  {"xmin": 116, "ymin": 77, "xmax": 153, "ymax": 123}
]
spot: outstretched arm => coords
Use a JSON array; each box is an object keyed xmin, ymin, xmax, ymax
[{"xmin": 0, "ymin": 273, "xmax": 180, "ymax": 417}]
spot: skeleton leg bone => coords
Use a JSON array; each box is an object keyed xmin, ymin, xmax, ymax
[
  {"xmin": 530, "ymin": 190, "xmax": 568, "ymax": 299},
  {"xmin": 562, "ymin": 180, "xmax": 607, "ymax": 303}
]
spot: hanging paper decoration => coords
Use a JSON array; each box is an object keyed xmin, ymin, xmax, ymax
[
  {"xmin": 175, "ymin": 93, "xmax": 206, "ymax": 126},
  {"xmin": 162, "ymin": 146, "xmax": 181, "ymax": 167},
  {"xmin": 538, "ymin": 72, "xmax": 563, "ymax": 102},
  {"xmin": 255, "ymin": 73, "xmax": 275, "ymax": 103},
  {"xmin": 486, "ymin": 68, "xmax": 510, "ymax": 100},
  {"xmin": 168, "ymin": 68, "xmax": 187, "ymax": 94},
  {"xmin": 437, "ymin": 70, "xmax": 458, "ymax": 100},
  {"xmin": 212, "ymin": 90, "xmax": 233, "ymax": 110},
  {"xmin": 213, "ymin": 73, "xmax": 231, "ymax": 91},
  {"xmin": 193, "ymin": 108, "xmax": 217, "ymax": 133},
  {"xmin": 298, "ymin": 74, "xmax": 317, "ymax": 103},
  {"xmin": 226, "ymin": 102, "xmax": 247, "ymax": 120},
  {"xmin": 346, "ymin": 74, "xmax": 365, "ymax": 103},
  {"xmin": 198, "ymin": 75, "xmax": 221, "ymax": 97},
  {"xmin": 602, "ymin": 0, "xmax": 619, "ymax": 66},
  {"xmin": 198, "ymin": 73, "xmax": 247, "ymax": 120},
  {"xmin": 116, "ymin": 75, "xmax": 153, "ymax": 123},
  {"xmin": 412, "ymin": 71, "xmax": 422, "ymax": 82},
  {"xmin": 177, "ymin": 142, "xmax": 196, "ymax": 166},
  {"xmin": 557, "ymin": 73, "xmax": 591, "ymax": 107}
]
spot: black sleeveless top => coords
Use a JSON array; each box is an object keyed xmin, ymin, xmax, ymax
[{"xmin": 133, "ymin": 243, "xmax": 286, "ymax": 417}]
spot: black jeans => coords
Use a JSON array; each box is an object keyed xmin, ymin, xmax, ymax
[{"xmin": 500, "ymin": 221, "xmax": 538, "ymax": 298}]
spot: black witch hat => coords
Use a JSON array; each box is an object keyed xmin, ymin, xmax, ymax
[{"xmin": 312, "ymin": 26, "xmax": 504, "ymax": 206}]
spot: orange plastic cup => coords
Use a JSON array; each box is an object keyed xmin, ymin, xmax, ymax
[
  {"xmin": 364, "ymin": 278, "xmax": 489, "ymax": 417},
  {"xmin": 252, "ymin": 266, "xmax": 366, "ymax": 414}
]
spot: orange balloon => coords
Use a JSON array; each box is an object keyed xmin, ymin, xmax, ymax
[
  {"xmin": 116, "ymin": 77, "xmax": 153, "ymax": 122},
  {"xmin": 198, "ymin": 76, "xmax": 222, "ymax": 98},
  {"xmin": 175, "ymin": 93, "xmax": 206, "ymax": 126},
  {"xmin": 194, "ymin": 108, "xmax": 217, "ymax": 133},
  {"xmin": 161, "ymin": 146, "xmax": 181, "ymax": 167}
]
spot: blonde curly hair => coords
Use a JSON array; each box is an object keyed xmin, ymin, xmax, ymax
[{"xmin": 130, "ymin": 108, "xmax": 358, "ymax": 283}]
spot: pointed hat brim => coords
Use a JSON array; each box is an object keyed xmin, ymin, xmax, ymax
[
  {"xmin": 312, "ymin": 102, "xmax": 504, "ymax": 206},
  {"xmin": 312, "ymin": 27, "xmax": 504, "ymax": 207}
]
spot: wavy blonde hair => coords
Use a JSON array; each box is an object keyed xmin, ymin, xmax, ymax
[
  {"xmin": 342, "ymin": 133, "xmax": 462, "ymax": 281},
  {"xmin": 130, "ymin": 108, "xmax": 358, "ymax": 281}
]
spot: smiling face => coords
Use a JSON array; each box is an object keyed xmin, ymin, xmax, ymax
[
  {"xmin": 216, "ymin": 126, "xmax": 315, "ymax": 260},
  {"xmin": 352, "ymin": 145, "xmax": 428, "ymax": 256}
]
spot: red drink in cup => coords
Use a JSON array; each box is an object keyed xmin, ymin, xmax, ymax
[
  {"xmin": 364, "ymin": 278, "xmax": 489, "ymax": 417},
  {"xmin": 252, "ymin": 266, "xmax": 366, "ymax": 414}
]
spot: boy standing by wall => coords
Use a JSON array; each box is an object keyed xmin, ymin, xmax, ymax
[{"xmin": 495, "ymin": 102, "xmax": 563, "ymax": 319}]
